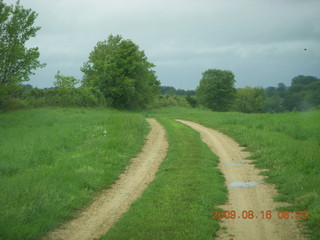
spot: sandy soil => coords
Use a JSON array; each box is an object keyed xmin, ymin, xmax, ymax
[
  {"xmin": 176, "ymin": 120, "xmax": 306, "ymax": 240},
  {"xmin": 43, "ymin": 118, "xmax": 168, "ymax": 240}
]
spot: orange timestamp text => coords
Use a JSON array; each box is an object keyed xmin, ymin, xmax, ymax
[{"xmin": 212, "ymin": 210, "xmax": 308, "ymax": 220}]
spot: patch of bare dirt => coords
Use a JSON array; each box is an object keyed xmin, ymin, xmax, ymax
[
  {"xmin": 43, "ymin": 118, "xmax": 168, "ymax": 240},
  {"xmin": 176, "ymin": 120, "xmax": 306, "ymax": 240}
]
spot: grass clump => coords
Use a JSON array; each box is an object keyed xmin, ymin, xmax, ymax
[
  {"xmin": 100, "ymin": 118, "xmax": 227, "ymax": 240},
  {"xmin": 0, "ymin": 107, "xmax": 148, "ymax": 240}
]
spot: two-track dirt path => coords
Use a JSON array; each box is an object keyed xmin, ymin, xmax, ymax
[
  {"xmin": 177, "ymin": 120, "xmax": 305, "ymax": 240},
  {"xmin": 44, "ymin": 118, "xmax": 167, "ymax": 240}
]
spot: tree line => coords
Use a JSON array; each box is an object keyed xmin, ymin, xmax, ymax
[
  {"xmin": 1, "ymin": 1, "xmax": 319, "ymax": 112},
  {"xmin": 175, "ymin": 71, "xmax": 320, "ymax": 113},
  {"xmin": 265, "ymin": 76, "xmax": 320, "ymax": 112}
]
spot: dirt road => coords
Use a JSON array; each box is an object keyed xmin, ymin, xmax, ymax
[
  {"xmin": 176, "ymin": 120, "xmax": 306, "ymax": 240},
  {"xmin": 44, "ymin": 118, "xmax": 168, "ymax": 240}
]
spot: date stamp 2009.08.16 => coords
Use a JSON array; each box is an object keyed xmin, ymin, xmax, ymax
[{"xmin": 212, "ymin": 210, "xmax": 308, "ymax": 220}]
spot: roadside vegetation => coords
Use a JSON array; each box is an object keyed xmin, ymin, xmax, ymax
[
  {"xmin": 0, "ymin": 108, "xmax": 148, "ymax": 240},
  {"xmin": 100, "ymin": 118, "xmax": 227, "ymax": 240},
  {"xmin": 147, "ymin": 107, "xmax": 320, "ymax": 239}
]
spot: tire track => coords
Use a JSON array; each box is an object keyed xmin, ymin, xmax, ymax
[
  {"xmin": 44, "ymin": 118, "xmax": 168, "ymax": 240},
  {"xmin": 176, "ymin": 120, "xmax": 305, "ymax": 240}
]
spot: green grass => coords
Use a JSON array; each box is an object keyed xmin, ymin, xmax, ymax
[
  {"xmin": 100, "ymin": 118, "xmax": 227, "ymax": 240},
  {"xmin": 146, "ymin": 107, "xmax": 320, "ymax": 240},
  {"xmin": 1, "ymin": 106, "xmax": 319, "ymax": 239},
  {"xmin": 0, "ymin": 107, "xmax": 149, "ymax": 240}
]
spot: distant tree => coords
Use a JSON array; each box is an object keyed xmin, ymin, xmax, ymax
[
  {"xmin": 276, "ymin": 83, "xmax": 287, "ymax": 98},
  {"xmin": 265, "ymin": 86, "xmax": 276, "ymax": 97},
  {"xmin": 186, "ymin": 90, "xmax": 196, "ymax": 96},
  {"xmin": 265, "ymin": 95, "xmax": 285, "ymax": 113},
  {"xmin": 264, "ymin": 83, "xmax": 287, "ymax": 112},
  {"xmin": 291, "ymin": 75, "xmax": 319, "ymax": 86},
  {"xmin": 22, "ymin": 84, "xmax": 33, "ymax": 92},
  {"xmin": 0, "ymin": 0, "xmax": 45, "ymax": 104},
  {"xmin": 232, "ymin": 87, "xmax": 265, "ymax": 113},
  {"xmin": 185, "ymin": 95, "xmax": 197, "ymax": 108},
  {"xmin": 196, "ymin": 69, "xmax": 236, "ymax": 111},
  {"xmin": 54, "ymin": 71, "xmax": 79, "ymax": 89},
  {"xmin": 161, "ymin": 86, "xmax": 195, "ymax": 96},
  {"xmin": 283, "ymin": 75, "xmax": 320, "ymax": 111},
  {"xmin": 176, "ymin": 89, "xmax": 195, "ymax": 96},
  {"xmin": 161, "ymin": 86, "xmax": 177, "ymax": 96},
  {"xmin": 81, "ymin": 35, "xmax": 160, "ymax": 109}
]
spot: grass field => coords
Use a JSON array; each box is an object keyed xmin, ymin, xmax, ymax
[
  {"xmin": 1, "ymin": 106, "xmax": 319, "ymax": 239},
  {"xmin": 100, "ymin": 118, "xmax": 227, "ymax": 240},
  {"xmin": 0, "ymin": 108, "xmax": 148, "ymax": 240},
  {"xmin": 147, "ymin": 107, "xmax": 320, "ymax": 239}
]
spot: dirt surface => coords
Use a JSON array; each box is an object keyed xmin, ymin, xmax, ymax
[
  {"xmin": 44, "ymin": 118, "xmax": 168, "ymax": 240},
  {"xmin": 176, "ymin": 120, "xmax": 306, "ymax": 240}
]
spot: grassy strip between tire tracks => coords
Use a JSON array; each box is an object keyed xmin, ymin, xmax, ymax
[
  {"xmin": 100, "ymin": 118, "xmax": 227, "ymax": 240},
  {"xmin": 147, "ymin": 107, "xmax": 320, "ymax": 240},
  {"xmin": 0, "ymin": 107, "xmax": 148, "ymax": 240}
]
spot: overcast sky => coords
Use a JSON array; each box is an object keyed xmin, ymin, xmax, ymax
[{"xmin": 4, "ymin": 0, "xmax": 320, "ymax": 89}]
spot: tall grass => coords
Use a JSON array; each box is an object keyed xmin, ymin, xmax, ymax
[
  {"xmin": 146, "ymin": 107, "xmax": 320, "ymax": 239},
  {"xmin": 0, "ymin": 108, "xmax": 148, "ymax": 240},
  {"xmin": 100, "ymin": 118, "xmax": 227, "ymax": 240}
]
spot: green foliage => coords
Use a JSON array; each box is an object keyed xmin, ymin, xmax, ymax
[
  {"xmin": 101, "ymin": 118, "xmax": 226, "ymax": 240},
  {"xmin": 264, "ymin": 83, "xmax": 288, "ymax": 113},
  {"xmin": 283, "ymin": 75, "xmax": 320, "ymax": 111},
  {"xmin": 185, "ymin": 95, "xmax": 197, "ymax": 108},
  {"xmin": 0, "ymin": 108, "xmax": 148, "ymax": 240},
  {"xmin": 81, "ymin": 35, "xmax": 160, "ymax": 110},
  {"xmin": 0, "ymin": 84, "xmax": 24, "ymax": 110},
  {"xmin": 54, "ymin": 71, "xmax": 79, "ymax": 89},
  {"xmin": 149, "ymin": 95, "xmax": 191, "ymax": 109},
  {"xmin": 0, "ymin": 86, "xmax": 106, "ymax": 111},
  {"xmin": 22, "ymin": 83, "xmax": 33, "ymax": 92},
  {"xmin": 22, "ymin": 87, "xmax": 106, "ymax": 108},
  {"xmin": 0, "ymin": 0, "xmax": 45, "ymax": 103},
  {"xmin": 196, "ymin": 69, "xmax": 236, "ymax": 111},
  {"xmin": 232, "ymin": 87, "xmax": 265, "ymax": 113},
  {"xmin": 161, "ymin": 86, "xmax": 195, "ymax": 96},
  {"xmin": 265, "ymin": 76, "xmax": 320, "ymax": 112}
]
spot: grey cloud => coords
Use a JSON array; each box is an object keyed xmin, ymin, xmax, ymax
[{"xmin": 4, "ymin": 0, "xmax": 320, "ymax": 89}]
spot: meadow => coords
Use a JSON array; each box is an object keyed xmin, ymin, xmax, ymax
[
  {"xmin": 0, "ymin": 108, "xmax": 148, "ymax": 240},
  {"xmin": 0, "ymin": 106, "xmax": 319, "ymax": 239}
]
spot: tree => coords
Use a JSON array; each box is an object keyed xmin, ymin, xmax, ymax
[
  {"xmin": 283, "ymin": 75, "xmax": 320, "ymax": 111},
  {"xmin": 161, "ymin": 86, "xmax": 177, "ymax": 96},
  {"xmin": 0, "ymin": 0, "xmax": 45, "ymax": 99},
  {"xmin": 264, "ymin": 83, "xmax": 287, "ymax": 112},
  {"xmin": 54, "ymin": 71, "xmax": 79, "ymax": 89},
  {"xmin": 161, "ymin": 86, "xmax": 195, "ymax": 96},
  {"xmin": 232, "ymin": 87, "xmax": 265, "ymax": 113},
  {"xmin": 196, "ymin": 69, "xmax": 236, "ymax": 111},
  {"xmin": 81, "ymin": 35, "xmax": 160, "ymax": 109}
]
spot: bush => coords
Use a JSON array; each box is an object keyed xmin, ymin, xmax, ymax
[
  {"xmin": 0, "ymin": 85, "xmax": 25, "ymax": 110},
  {"xmin": 185, "ymin": 95, "xmax": 197, "ymax": 108},
  {"xmin": 23, "ymin": 87, "xmax": 106, "ymax": 108},
  {"xmin": 148, "ymin": 95, "xmax": 191, "ymax": 109},
  {"xmin": 0, "ymin": 87, "xmax": 106, "ymax": 111}
]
